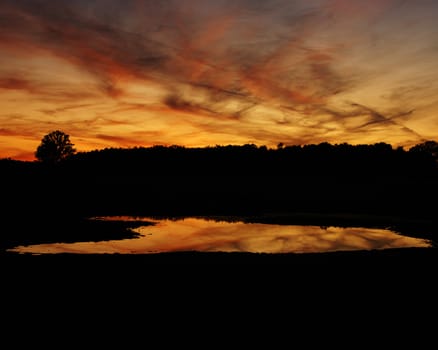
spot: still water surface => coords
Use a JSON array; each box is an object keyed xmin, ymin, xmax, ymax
[{"xmin": 8, "ymin": 216, "xmax": 431, "ymax": 255}]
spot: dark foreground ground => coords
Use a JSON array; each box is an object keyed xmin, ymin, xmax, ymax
[
  {"xmin": 3, "ymin": 240, "xmax": 437, "ymax": 275},
  {"xmin": 3, "ymin": 231, "xmax": 437, "ymax": 300},
  {"xmin": 4, "ymin": 247, "xmax": 437, "ymax": 295},
  {"xmin": 3, "ymin": 245, "xmax": 437, "ymax": 263},
  {"xmin": 2, "ymin": 245, "xmax": 437, "ymax": 285}
]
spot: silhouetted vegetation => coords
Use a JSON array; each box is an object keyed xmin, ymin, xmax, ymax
[
  {"xmin": 50, "ymin": 141, "xmax": 438, "ymax": 177},
  {"xmin": 1, "ymin": 141, "xmax": 438, "ymax": 253},
  {"xmin": 35, "ymin": 130, "xmax": 76, "ymax": 164}
]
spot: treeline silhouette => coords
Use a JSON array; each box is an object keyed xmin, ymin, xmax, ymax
[
  {"xmin": 48, "ymin": 142, "xmax": 438, "ymax": 177},
  {"xmin": 2, "ymin": 141, "xmax": 438, "ymax": 250},
  {"xmin": 4, "ymin": 141, "xmax": 437, "ymax": 176}
]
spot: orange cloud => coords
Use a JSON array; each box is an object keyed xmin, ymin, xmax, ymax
[
  {"xmin": 0, "ymin": 77, "xmax": 36, "ymax": 94},
  {"xmin": 327, "ymin": 0, "xmax": 400, "ymax": 19}
]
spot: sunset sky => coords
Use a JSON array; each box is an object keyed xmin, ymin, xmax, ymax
[{"xmin": 1, "ymin": 0, "xmax": 438, "ymax": 160}]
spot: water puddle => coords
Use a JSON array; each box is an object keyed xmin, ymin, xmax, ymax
[{"xmin": 8, "ymin": 216, "xmax": 431, "ymax": 255}]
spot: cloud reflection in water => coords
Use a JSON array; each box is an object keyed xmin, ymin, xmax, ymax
[{"xmin": 8, "ymin": 217, "xmax": 431, "ymax": 255}]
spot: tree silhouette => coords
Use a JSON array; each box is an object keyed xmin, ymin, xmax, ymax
[
  {"xmin": 410, "ymin": 140, "xmax": 438, "ymax": 160},
  {"xmin": 35, "ymin": 130, "xmax": 76, "ymax": 163}
]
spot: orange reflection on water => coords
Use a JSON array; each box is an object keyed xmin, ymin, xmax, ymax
[{"xmin": 8, "ymin": 217, "xmax": 431, "ymax": 255}]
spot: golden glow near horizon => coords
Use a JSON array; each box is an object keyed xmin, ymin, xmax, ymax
[{"xmin": 1, "ymin": 0, "xmax": 438, "ymax": 160}]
